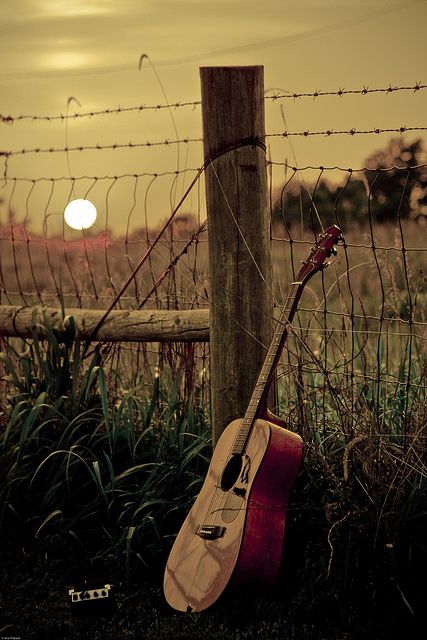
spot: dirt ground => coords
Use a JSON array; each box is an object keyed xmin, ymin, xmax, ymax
[{"xmin": 2, "ymin": 549, "xmax": 420, "ymax": 640}]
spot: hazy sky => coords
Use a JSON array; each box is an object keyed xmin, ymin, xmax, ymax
[
  {"xmin": 1, "ymin": 0, "xmax": 426, "ymax": 233},
  {"xmin": 2, "ymin": 0, "xmax": 426, "ymax": 103}
]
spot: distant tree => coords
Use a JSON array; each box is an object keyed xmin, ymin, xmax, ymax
[
  {"xmin": 271, "ymin": 174, "xmax": 367, "ymax": 232},
  {"xmin": 332, "ymin": 176, "xmax": 368, "ymax": 228},
  {"xmin": 271, "ymin": 137, "xmax": 427, "ymax": 231},
  {"xmin": 272, "ymin": 178, "xmax": 333, "ymax": 232},
  {"xmin": 363, "ymin": 137, "xmax": 427, "ymax": 222}
]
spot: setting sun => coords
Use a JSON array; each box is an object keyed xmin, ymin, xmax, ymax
[{"xmin": 64, "ymin": 198, "xmax": 97, "ymax": 230}]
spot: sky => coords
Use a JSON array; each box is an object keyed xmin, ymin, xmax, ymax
[{"xmin": 0, "ymin": 0, "xmax": 426, "ymax": 234}]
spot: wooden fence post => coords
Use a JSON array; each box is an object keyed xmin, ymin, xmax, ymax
[{"xmin": 200, "ymin": 65, "xmax": 273, "ymax": 445}]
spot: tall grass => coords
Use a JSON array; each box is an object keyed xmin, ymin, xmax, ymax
[
  {"xmin": 0, "ymin": 308, "xmax": 425, "ymax": 632},
  {"xmin": 0, "ymin": 221, "xmax": 426, "ymax": 634},
  {"xmin": 0, "ymin": 313, "xmax": 211, "ymax": 581},
  {"xmin": 272, "ymin": 293, "xmax": 426, "ymax": 628}
]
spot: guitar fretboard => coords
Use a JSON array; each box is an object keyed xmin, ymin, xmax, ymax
[
  {"xmin": 231, "ymin": 281, "xmax": 302, "ymax": 455},
  {"xmin": 229, "ymin": 224, "xmax": 341, "ymax": 456}
]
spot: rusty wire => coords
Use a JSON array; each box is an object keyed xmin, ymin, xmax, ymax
[
  {"xmin": 0, "ymin": 85, "xmax": 426, "ymax": 415},
  {"xmin": 265, "ymin": 82, "xmax": 427, "ymax": 101},
  {"xmin": 1, "ymin": 82, "xmax": 424, "ymax": 124}
]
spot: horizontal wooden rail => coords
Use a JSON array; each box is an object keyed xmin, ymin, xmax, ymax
[{"xmin": 0, "ymin": 305, "xmax": 210, "ymax": 342}]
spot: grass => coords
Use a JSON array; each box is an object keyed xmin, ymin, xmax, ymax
[
  {"xmin": 0, "ymin": 322, "xmax": 425, "ymax": 639},
  {"xmin": 0, "ymin": 314, "xmax": 211, "ymax": 586},
  {"xmin": 0, "ymin": 220, "xmax": 426, "ymax": 638}
]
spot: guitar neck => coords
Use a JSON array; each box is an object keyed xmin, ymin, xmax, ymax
[
  {"xmin": 229, "ymin": 224, "xmax": 341, "ymax": 456},
  {"xmin": 231, "ymin": 280, "xmax": 304, "ymax": 455}
]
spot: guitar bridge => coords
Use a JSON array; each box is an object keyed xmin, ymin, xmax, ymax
[{"xmin": 196, "ymin": 525, "xmax": 226, "ymax": 540}]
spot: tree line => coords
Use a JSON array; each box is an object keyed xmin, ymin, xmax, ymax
[{"xmin": 272, "ymin": 137, "xmax": 427, "ymax": 229}]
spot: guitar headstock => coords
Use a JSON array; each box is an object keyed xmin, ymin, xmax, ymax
[{"xmin": 297, "ymin": 224, "xmax": 342, "ymax": 283}]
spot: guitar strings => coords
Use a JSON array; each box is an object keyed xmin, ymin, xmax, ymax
[{"xmin": 195, "ymin": 287, "xmax": 314, "ymax": 527}]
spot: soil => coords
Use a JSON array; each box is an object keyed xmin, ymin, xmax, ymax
[{"xmin": 0, "ymin": 549, "xmax": 420, "ymax": 640}]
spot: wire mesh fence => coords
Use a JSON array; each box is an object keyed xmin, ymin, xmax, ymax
[
  {"xmin": 0, "ymin": 80, "xmax": 426, "ymax": 425},
  {"xmin": 269, "ymin": 163, "xmax": 426, "ymax": 437}
]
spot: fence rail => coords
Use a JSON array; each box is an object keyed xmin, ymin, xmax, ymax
[{"xmin": 0, "ymin": 305, "xmax": 209, "ymax": 342}]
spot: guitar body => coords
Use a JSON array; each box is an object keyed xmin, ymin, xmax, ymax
[{"xmin": 163, "ymin": 418, "xmax": 303, "ymax": 612}]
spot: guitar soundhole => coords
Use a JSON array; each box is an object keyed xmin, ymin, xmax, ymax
[{"xmin": 220, "ymin": 454, "xmax": 242, "ymax": 492}]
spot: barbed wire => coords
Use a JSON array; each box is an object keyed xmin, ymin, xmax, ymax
[
  {"xmin": 0, "ymin": 137, "xmax": 202, "ymax": 159},
  {"xmin": 1, "ymin": 82, "xmax": 425, "ymax": 125},
  {"xmin": 1, "ymin": 77, "xmax": 425, "ymax": 420},
  {"xmin": 0, "ymin": 101, "xmax": 202, "ymax": 124},
  {"xmin": 0, "ymin": 82, "xmax": 427, "ymax": 124},
  {"xmin": 265, "ymin": 82, "xmax": 427, "ymax": 101},
  {"xmin": 266, "ymin": 126, "xmax": 427, "ymax": 139}
]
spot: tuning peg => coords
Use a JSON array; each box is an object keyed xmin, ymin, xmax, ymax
[{"xmin": 330, "ymin": 246, "xmax": 338, "ymax": 256}]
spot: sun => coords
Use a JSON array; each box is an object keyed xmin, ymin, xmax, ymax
[{"xmin": 64, "ymin": 199, "xmax": 97, "ymax": 230}]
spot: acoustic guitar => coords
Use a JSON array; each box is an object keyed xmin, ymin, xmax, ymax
[{"xmin": 163, "ymin": 224, "xmax": 342, "ymax": 612}]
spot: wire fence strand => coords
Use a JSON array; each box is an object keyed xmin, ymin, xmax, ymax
[{"xmin": 0, "ymin": 81, "xmax": 426, "ymax": 418}]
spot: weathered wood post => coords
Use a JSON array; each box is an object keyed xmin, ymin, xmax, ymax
[{"xmin": 200, "ymin": 66, "xmax": 273, "ymax": 445}]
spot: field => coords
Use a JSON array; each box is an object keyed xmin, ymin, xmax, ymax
[{"xmin": 0, "ymin": 218, "xmax": 426, "ymax": 638}]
